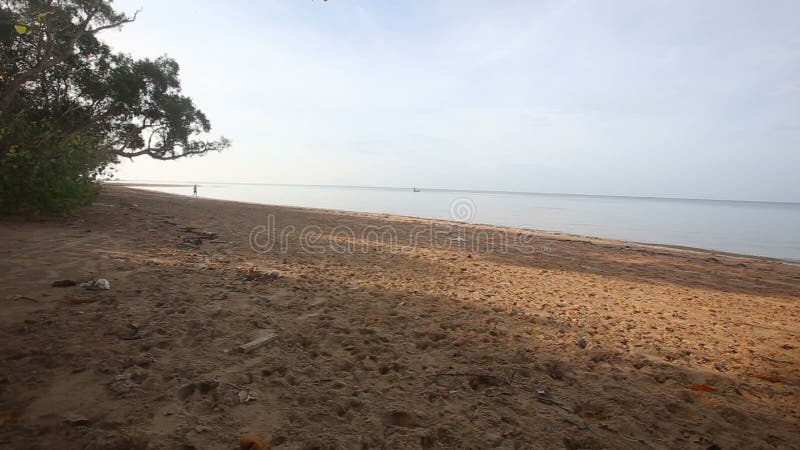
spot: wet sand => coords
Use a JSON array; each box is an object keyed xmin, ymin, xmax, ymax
[{"xmin": 1, "ymin": 185, "xmax": 798, "ymax": 449}]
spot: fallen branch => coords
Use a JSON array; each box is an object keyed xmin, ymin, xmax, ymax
[{"xmin": 239, "ymin": 332, "xmax": 279, "ymax": 353}]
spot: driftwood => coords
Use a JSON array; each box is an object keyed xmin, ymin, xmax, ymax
[{"xmin": 239, "ymin": 332, "xmax": 278, "ymax": 353}]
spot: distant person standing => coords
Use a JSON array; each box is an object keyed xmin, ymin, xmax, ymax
[{"xmin": 193, "ymin": 184, "xmax": 198, "ymax": 197}]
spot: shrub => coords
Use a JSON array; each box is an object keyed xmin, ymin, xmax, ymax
[{"xmin": 0, "ymin": 118, "xmax": 114, "ymax": 213}]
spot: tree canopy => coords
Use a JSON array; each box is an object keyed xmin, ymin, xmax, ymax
[
  {"xmin": 1, "ymin": 0, "xmax": 229, "ymax": 160},
  {"xmin": 1, "ymin": 0, "xmax": 229, "ymax": 211}
]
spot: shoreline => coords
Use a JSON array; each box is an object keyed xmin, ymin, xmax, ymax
[
  {"xmin": 2, "ymin": 185, "xmax": 798, "ymax": 448},
  {"xmin": 106, "ymin": 181, "xmax": 800, "ymax": 206},
  {"xmin": 114, "ymin": 183, "xmax": 800, "ymax": 266}
]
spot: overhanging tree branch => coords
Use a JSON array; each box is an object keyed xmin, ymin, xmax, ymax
[
  {"xmin": 0, "ymin": 6, "xmax": 139, "ymax": 115},
  {"xmin": 2, "ymin": 1, "xmax": 229, "ymax": 164}
]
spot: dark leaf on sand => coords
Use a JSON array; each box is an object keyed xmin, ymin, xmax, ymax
[
  {"xmin": 63, "ymin": 413, "xmax": 91, "ymax": 426},
  {"xmin": 239, "ymin": 436, "xmax": 267, "ymax": 450},
  {"xmin": 687, "ymin": 384, "xmax": 716, "ymax": 392},
  {"xmin": 0, "ymin": 411, "xmax": 13, "ymax": 426},
  {"xmin": 64, "ymin": 294, "xmax": 97, "ymax": 305}
]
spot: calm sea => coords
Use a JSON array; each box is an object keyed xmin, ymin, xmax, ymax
[{"xmin": 120, "ymin": 182, "xmax": 800, "ymax": 262}]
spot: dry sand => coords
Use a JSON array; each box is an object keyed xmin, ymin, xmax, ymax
[{"xmin": 1, "ymin": 186, "xmax": 798, "ymax": 449}]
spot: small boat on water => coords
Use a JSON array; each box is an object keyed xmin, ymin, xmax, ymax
[{"xmin": 412, "ymin": 187, "xmax": 421, "ymax": 192}]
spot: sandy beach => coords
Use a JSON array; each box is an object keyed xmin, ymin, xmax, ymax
[{"xmin": 1, "ymin": 185, "xmax": 798, "ymax": 449}]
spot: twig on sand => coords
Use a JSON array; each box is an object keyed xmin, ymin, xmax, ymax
[
  {"xmin": 484, "ymin": 390, "xmax": 509, "ymax": 398},
  {"xmin": 533, "ymin": 393, "xmax": 574, "ymax": 413},
  {"xmin": 118, "ymin": 334, "xmax": 143, "ymax": 340},
  {"xmin": 239, "ymin": 332, "xmax": 279, "ymax": 353}
]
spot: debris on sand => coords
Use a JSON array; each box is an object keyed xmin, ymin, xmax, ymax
[
  {"xmin": 51, "ymin": 279, "xmax": 77, "ymax": 287},
  {"xmin": 182, "ymin": 227, "xmax": 219, "ymax": 240},
  {"xmin": 80, "ymin": 279, "xmax": 110, "ymax": 290},
  {"xmin": 194, "ymin": 230, "xmax": 218, "ymax": 240},
  {"xmin": 183, "ymin": 236, "xmax": 202, "ymax": 245},
  {"xmin": 0, "ymin": 411, "xmax": 13, "ymax": 426},
  {"xmin": 178, "ymin": 227, "xmax": 219, "ymax": 249},
  {"xmin": 63, "ymin": 413, "xmax": 91, "ymax": 426},
  {"xmin": 243, "ymin": 268, "xmax": 281, "ymax": 282},
  {"xmin": 180, "ymin": 236, "xmax": 203, "ymax": 250},
  {"xmin": 65, "ymin": 294, "xmax": 98, "ymax": 305},
  {"xmin": 239, "ymin": 436, "xmax": 268, "ymax": 450},
  {"xmin": 687, "ymin": 384, "xmax": 716, "ymax": 392},
  {"xmin": 239, "ymin": 331, "xmax": 279, "ymax": 353},
  {"xmin": 238, "ymin": 390, "xmax": 256, "ymax": 403}
]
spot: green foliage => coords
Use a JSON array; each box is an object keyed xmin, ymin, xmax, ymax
[
  {"xmin": 0, "ymin": 118, "xmax": 113, "ymax": 213},
  {"xmin": 0, "ymin": 0, "xmax": 229, "ymax": 212}
]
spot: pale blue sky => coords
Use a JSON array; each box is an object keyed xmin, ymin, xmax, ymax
[{"xmin": 106, "ymin": 0, "xmax": 800, "ymax": 202}]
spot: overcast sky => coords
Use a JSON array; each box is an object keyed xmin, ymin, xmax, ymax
[{"xmin": 105, "ymin": 0, "xmax": 800, "ymax": 202}]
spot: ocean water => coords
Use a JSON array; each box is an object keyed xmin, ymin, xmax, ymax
[{"xmin": 120, "ymin": 182, "xmax": 800, "ymax": 261}]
